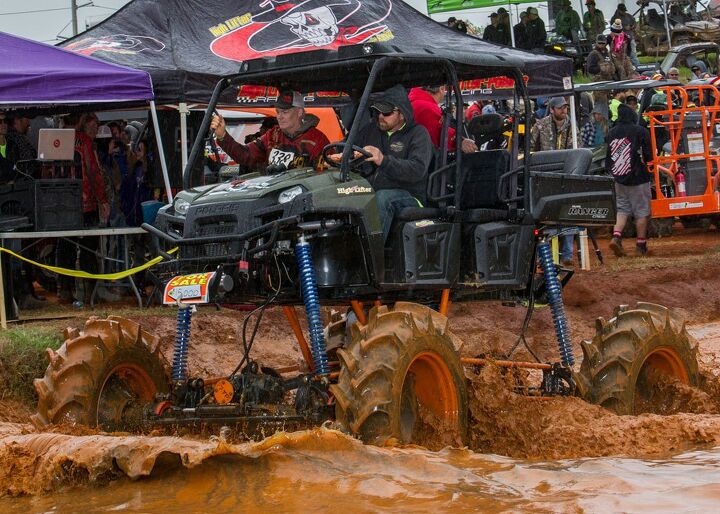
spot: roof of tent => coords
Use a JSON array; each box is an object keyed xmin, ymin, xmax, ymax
[
  {"xmin": 60, "ymin": 0, "xmax": 573, "ymax": 103},
  {"xmin": 0, "ymin": 31, "xmax": 153, "ymax": 109}
]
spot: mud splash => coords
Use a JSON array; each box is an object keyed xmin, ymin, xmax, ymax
[{"xmin": 2, "ymin": 427, "xmax": 720, "ymax": 512}]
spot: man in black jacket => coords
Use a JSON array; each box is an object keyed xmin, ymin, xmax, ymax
[
  {"xmin": 606, "ymin": 104, "xmax": 653, "ymax": 256},
  {"xmin": 357, "ymin": 84, "xmax": 433, "ymax": 242}
]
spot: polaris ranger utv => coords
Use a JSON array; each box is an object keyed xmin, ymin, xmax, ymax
[{"xmin": 33, "ymin": 43, "xmax": 700, "ymax": 446}]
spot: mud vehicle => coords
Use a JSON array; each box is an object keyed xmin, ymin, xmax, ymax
[
  {"xmin": 33, "ymin": 43, "xmax": 701, "ymax": 446},
  {"xmin": 545, "ymin": 31, "xmax": 593, "ymax": 71},
  {"xmin": 636, "ymin": 0, "xmax": 720, "ymax": 54},
  {"xmin": 636, "ymin": 42, "xmax": 720, "ymax": 77}
]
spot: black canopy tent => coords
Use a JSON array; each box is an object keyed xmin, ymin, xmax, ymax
[{"xmin": 60, "ymin": 0, "xmax": 574, "ymax": 104}]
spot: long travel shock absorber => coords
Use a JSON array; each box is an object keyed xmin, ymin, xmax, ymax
[
  {"xmin": 171, "ymin": 304, "xmax": 193, "ymax": 382},
  {"xmin": 536, "ymin": 238, "xmax": 574, "ymax": 367},
  {"xmin": 295, "ymin": 235, "xmax": 330, "ymax": 376}
]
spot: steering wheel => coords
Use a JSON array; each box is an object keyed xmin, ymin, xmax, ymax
[{"xmin": 322, "ymin": 142, "xmax": 372, "ymax": 169}]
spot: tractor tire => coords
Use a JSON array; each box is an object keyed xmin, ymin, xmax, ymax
[
  {"xmin": 331, "ymin": 302, "xmax": 467, "ymax": 447},
  {"xmin": 574, "ymin": 303, "xmax": 699, "ymax": 415},
  {"xmin": 32, "ymin": 316, "xmax": 168, "ymax": 431}
]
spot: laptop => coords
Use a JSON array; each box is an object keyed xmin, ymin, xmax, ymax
[{"xmin": 37, "ymin": 129, "xmax": 76, "ymax": 161}]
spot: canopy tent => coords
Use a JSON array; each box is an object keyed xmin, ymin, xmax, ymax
[
  {"xmin": 60, "ymin": 0, "xmax": 573, "ymax": 103},
  {"xmin": 0, "ymin": 31, "xmax": 174, "ymax": 201},
  {"xmin": 0, "ymin": 31, "xmax": 153, "ymax": 109}
]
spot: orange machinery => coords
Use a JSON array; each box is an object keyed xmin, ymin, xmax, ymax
[{"xmin": 646, "ymin": 84, "xmax": 720, "ymax": 221}]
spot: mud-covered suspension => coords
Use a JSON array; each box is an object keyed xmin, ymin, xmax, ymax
[{"xmin": 536, "ymin": 239, "xmax": 574, "ymax": 367}]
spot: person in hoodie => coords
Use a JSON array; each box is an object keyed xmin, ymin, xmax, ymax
[
  {"xmin": 408, "ymin": 85, "xmax": 477, "ymax": 153},
  {"xmin": 210, "ymin": 90, "xmax": 330, "ymax": 173},
  {"xmin": 356, "ymin": 84, "xmax": 433, "ymax": 243},
  {"xmin": 606, "ymin": 104, "xmax": 653, "ymax": 257}
]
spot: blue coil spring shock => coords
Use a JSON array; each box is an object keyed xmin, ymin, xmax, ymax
[
  {"xmin": 172, "ymin": 305, "xmax": 193, "ymax": 382},
  {"xmin": 536, "ymin": 240, "xmax": 574, "ymax": 367},
  {"xmin": 295, "ymin": 236, "xmax": 330, "ymax": 376}
]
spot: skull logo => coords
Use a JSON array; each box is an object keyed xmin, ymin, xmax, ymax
[{"xmin": 280, "ymin": 6, "xmax": 339, "ymax": 47}]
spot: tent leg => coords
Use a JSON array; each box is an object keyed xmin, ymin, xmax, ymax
[
  {"xmin": 150, "ymin": 100, "xmax": 173, "ymax": 203},
  {"xmin": 569, "ymin": 94, "xmax": 578, "ymax": 149},
  {"xmin": 179, "ymin": 102, "xmax": 189, "ymax": 173}
]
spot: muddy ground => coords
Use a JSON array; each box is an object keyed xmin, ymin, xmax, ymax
[{"xmin": 1, "ymin": 226, "xmax": 720, "ymax": 496}]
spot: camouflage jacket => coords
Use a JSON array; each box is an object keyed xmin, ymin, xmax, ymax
[{"xmin": 529, "ymin": 115, "xmax": 579, "ymax": 152}]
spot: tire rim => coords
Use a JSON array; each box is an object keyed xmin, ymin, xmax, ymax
[
  {"xmin": 640, "ymin": 346, "xmax": 690, "ymax": 385},
  {"xmin": 400, "ymin": 351, "xmax": 459, "ymax": 441},
  {"xmin": 97, "ymin": 364, "xmax": 158, "ymax": 431}
]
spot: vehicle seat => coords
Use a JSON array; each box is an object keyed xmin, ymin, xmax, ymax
[
  {"xmin": 456, "ymin": 150, "xmax": 511, "ymax": 222},
  {"xmin": 467, "ymin": 113, "xmax": 505, "ymax": 149},
  {"xmin": 526, "ymin": 148, "xmax": 593, "ymax": 175}
]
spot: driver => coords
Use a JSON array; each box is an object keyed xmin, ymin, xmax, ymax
[
  {"xmin": 355, "ymin": 84, "xmax": 433, "ymax": 242},
  {"xmin": 210, "ymin": 90, "xmax": 330, "ymax": 172}
]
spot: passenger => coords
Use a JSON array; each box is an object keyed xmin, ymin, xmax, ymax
[
  {"xmin": 408, "ymin": 85, "xmax": 477, "ymax": 153},
  {"xmin": 211, "ymin": 90, "xmax": 329, "ymax": 173},
  {"xmin": 356, "ymin": 85, "xmax": 433, "ymax": 242}
]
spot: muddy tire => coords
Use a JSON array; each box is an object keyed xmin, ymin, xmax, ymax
[
  {"xmin": 331, "ymin": 302, "xmax": 467, "ymax": 447},
  {"xmin": 32, "ymin": 316, "xmax": 168, "ymax": 431},
  {"xmin": 574, "ymin": 303, "xmax": 699, "ymax": 415}
]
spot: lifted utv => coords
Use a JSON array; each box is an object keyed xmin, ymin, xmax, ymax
[{"xmin": 33, "ymin": 43, "xmax": 700, "ymax": 446}]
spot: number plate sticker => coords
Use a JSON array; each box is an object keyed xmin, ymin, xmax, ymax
[{"xmin": 163, "ymin": 272, "xmax": 216, "ymax": 304}]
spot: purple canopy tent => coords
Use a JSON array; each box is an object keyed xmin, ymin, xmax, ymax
[
  {"xmin": 0, "ymin": 31, "xmax": 154, "ymax": 107},
  {"xmin": 0, "ymin": 31, "xmax": 172, "ymax": 201}
]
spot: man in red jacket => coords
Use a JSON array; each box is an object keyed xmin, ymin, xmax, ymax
[
  {"xmin": 408, "ymin": 86, "xmax": 477, "ymax": 154},
  {"xmin": 211, "ymin": 90, "xmax": 330, "ymax": 173}
]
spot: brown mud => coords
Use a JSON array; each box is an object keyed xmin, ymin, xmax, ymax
[{"xmin": 2, "ymin": 227, "xmax": 720, "ymax": 498}]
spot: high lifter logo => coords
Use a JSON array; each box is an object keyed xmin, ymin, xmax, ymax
[{"xmin": 209, "ymin": 0, "xmax": 394, "ymax": 62}]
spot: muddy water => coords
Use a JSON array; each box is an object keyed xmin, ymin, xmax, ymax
[{"xmin": 1, "ymin": 430, "xmax": 720, "ymax": 513}]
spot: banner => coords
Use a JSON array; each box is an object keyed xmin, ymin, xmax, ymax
[
  {"xmin": 62, "ymin": 0, "xmax": 573, "ymax": 104},
  {"xmin": 428, "ymin": 0, "xmax": 531, "ymax": 15}
]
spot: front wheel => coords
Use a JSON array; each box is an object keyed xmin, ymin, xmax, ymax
[
  {"xmin": 32, "ymin": 316, "xmax": 168, "ymax": 431},
  {"xmin": 331, "ymin": 303, "xmax": 467, "ymax": 448},
  {"xmin": 574, "ymin": 303, "xmax": 699, "ymax": 414}
]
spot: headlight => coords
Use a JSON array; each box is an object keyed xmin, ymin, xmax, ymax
[
  {"xmin": 278, "ymin": 185, "xmax": 304, "ymax": 204},
  {"xmin": 174, "ymin": 198, "xmax": 190, "ymax": 215},
  {"xmin": 552, "ymin": 45, "xmax": 563, "ymax": 51},
  {"xmin": 565, "ymin": 47, "xmax": 578, "ymax": 56}
]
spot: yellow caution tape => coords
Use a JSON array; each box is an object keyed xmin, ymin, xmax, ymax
[{"xmin": 0, "ymin": 246, "xmax": 178, "ymax": 280}]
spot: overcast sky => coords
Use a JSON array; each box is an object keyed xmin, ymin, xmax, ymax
[{"xmin": 0, "ymin": 0, "xmax": 131, "ymax": 43}]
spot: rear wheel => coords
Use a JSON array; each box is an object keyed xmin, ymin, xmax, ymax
[
  {"xmin": 574, "ymin": 303, "xmax": 699, "ymax": 414},
  {"xmin": 331, "ymin": 302, "xmax": 467, "ymax": 448},
  {"xmin": 32, "ymin": 316, "xmax": 168, "ymax": 431}
]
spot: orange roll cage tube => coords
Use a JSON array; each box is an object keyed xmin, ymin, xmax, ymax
[
  {"xmin": 282, "ymin": 306, "xmax": 315, "ymax": 372},
  {"xmin": 646, "ymin": 84, "xmax": 720, "ymax": 218}
]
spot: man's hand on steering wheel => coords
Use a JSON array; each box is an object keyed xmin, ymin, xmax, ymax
[{"xmin": 322, "ymin": 142, "xmax": 373, "ymax": 169}]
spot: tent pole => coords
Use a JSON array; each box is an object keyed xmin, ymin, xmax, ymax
[
  {"xmin": 509, "ymin": 0, "xmax": 515, "ymax": 47},
  {"xmin": 569, "ymin": 94, "xmax": 578, "ymax": 149},
  {"xmin": 663, "ymin": 0, "xmax": 672, "ymax": 48},
  {"xmin": 150, "ymin": 100, "xmax": 173, "ymax": 203},
  {"xmin": 179, "ymin": 102, "xmax": 189, "ymax": 172}
]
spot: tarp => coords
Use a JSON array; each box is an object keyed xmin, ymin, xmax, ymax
[
  {"xmin": 60, "ymin": 0, "xmax": 572, "ymax": 103},
  {"xmin": 0, "ymin": 31, "xmax": 153, "ymax": 108}
]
